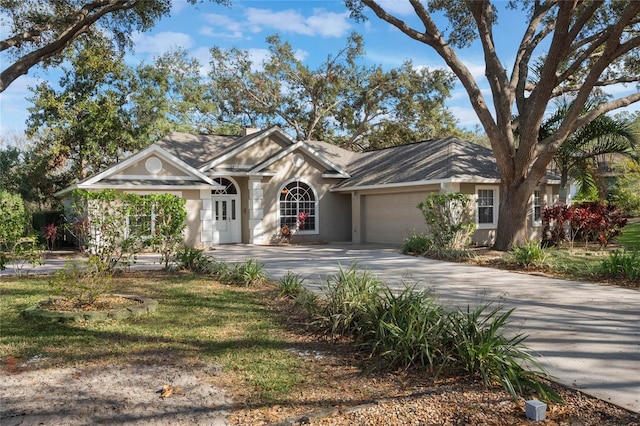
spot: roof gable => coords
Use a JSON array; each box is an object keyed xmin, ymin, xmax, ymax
[
  {"xmin": 249, "ymin": 141, "xmax": 351, "ymax": 178},
  {"xmin": 56, "ymin": 144, "xmax": 222, "ymax": 196}
]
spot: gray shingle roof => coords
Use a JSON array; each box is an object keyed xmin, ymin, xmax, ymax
[
  {"xmin": 333, "ymin": 137, "xmax": 500, "ymax": 189},
  {"xmin": 154, "ymin": 132, "xmax": 240, "ymax": 169}
]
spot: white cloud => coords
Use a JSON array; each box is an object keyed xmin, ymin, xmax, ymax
[
  {"xmin": 450, "ymin": 105, "xmax": 482, "ymax": 128},
  {"xmin": 244, "ymin": 7, "xmax": 351, "ymax": 38},
  {"xmin": 191, "ymin": 46, "xmax": 213, "ymax": 75},
  {"xmin": 201, "ymin": 12, "xmax": 245, "ymax": 39},
  {"xmin": 170, "ymin": 1, "xmax": 189, "ymax": 14},
  {"xmin": 375, "ymin": 1, "xmax": 416, "ymax": 16},
  {"xmin": 131, "ymin": 31, "xmax": 194, "ymax": 56}
]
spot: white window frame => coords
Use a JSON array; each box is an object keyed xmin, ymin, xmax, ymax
[
  {"xmin": 532, "ymin": 190, "xmax": 542, "ymax": 227},
  {"xmin": 124, "ymin": 191, "xmax": 182, "ymax": 239},
  {"xmin": 277, "ymin": 179, "xmax": 319, "ymax": 235},
  {"xmin": 475, "ymin": 185, "xmax": 499, "ymax": 229}
]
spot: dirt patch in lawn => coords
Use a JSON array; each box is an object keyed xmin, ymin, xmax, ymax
[{"xmin": 0, "ymin": 356, "xmax": 230, "ymax": 426}]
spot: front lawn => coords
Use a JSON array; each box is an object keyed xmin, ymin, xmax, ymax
[
  {"xmin": 2, "ymin": 271, "xmax": 639, "ymax": 425},
  {"xmin": 618, "ymin": 222, "xmax": 640, "ymax": 250},
  {"xmin": 0, "ymin": 272, "xmax": 303, "ymax": 402}
]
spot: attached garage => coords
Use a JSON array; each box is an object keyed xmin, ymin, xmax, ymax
[{"xmin": 361, "ymin": 191, "xmax": 432, "ymax": 244}]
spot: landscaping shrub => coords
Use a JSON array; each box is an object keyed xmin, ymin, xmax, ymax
[
  {"xmin": 417, "ymin": 192, "xmax": 476, "ymax": 250},
  {"xmin": 445, "ymin": 305, "xmax": 561, "ymax": 403},
  {"xmin": 314, "ymin": 265, "xmax": 380, "ymax": 338},
  {"xmin": 175, "ymin": 245, "xmax": 207, "ymax": 271},
  {"xmin": 401, "ymin": 233, "xmax": 432, "ymax": 255},
  {"xmin": 600, "ymin": 250, "xmax": 640, "ymax": 282},
  {"xmin": 358, "ymin": 285, "xmax": 446, "ymax": 370},
  {"xmin": 311, "ymin": 265, "xmax": 563, "ymax": 403},
  {"xmin": 509, "ymin": 241, "xmax": 548, "ymax": 269},
  {"xmin": 0, "ymin": 192, "xmax": 44, "ymax": 273},
  {"xmin": 67, "ymin": 190, "xmax": 145, "ymax": 271},
  {"xmin": 145, "ymin": 193, "xmax": 187, "ymax": 269},
  {"xmin": 202, "ymin": 258, "xmax": 267, "ymax": 287},
  {"xmin": 293, "ymin": 288, "xmax": 319, "ymax": 314},
  {"xmin": 49, "ymin": 255, "xmax": 114, "ymax": 307},
  {"xmin": 32, "ymin": 210, "xmax": 65, "ymax": 246},
  {"xmin": 66, "ymin": 190, "xmax": 187, "ymax": 271},
  {"xmin": 542, "ymin": 201, "xmax": 627, "ymax": 248},
  {"xmin": 279, "ymin": 271, "xmax": 305, "ymax": 297},
  {"xmin": 569, "ymin": 201, "xmax": 627, "ymax": 247},
  {"xmin": 6, "ymin": 237, "xmax": 44, "ymax": 275},
  {"xmin": 0, "ymin": 191, "xmax": 27, "ymax": 252}
]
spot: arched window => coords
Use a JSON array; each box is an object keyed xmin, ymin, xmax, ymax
[
  {"xmin": 279, "ymin": 180, "xmax": 317, "ymax": 233},
  {"xmin": 212, "ymin": 177, "xmax": 237, "ymax": 195}
]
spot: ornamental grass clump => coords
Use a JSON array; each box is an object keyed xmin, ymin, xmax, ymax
[
  {"xmin": 600, "ymin": 250, "xmax": 640, "ymax": 282},
  {"xmin": 509, "ymin": 241, "xmax": 548, "ymax": 269},
  {"xmin": 223, "ymin": 258, "xmax": 267, "ymax": 286},
  {"xmin": 444, "ymin": 305, "xmax": 562, "ymax": 403},
  {"xmin": 314, "ymin": 264, "xmax": 380, "ymax": 339},
  {"xmin": 279, "ymin": 271, "xmax": 305, "ymax": 298},
  {"xmin": 311, "ymin": 265, "xmax": 562, "ymax": 403},
  {"xmin": 358, "ymin": 285, "xmax": 446, "ymax": 371}
]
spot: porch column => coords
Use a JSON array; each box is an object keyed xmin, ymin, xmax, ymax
[
  {"xmin": 200, "ymin": 189, "xmax": 213, "ymax": 247},
  {"xmin": 351, "ymin": 191, "xmax": 362, "ymax": 244},
  {"xmin": 248, "ymin": 177, "xmax": 264, "ymax": 244}
]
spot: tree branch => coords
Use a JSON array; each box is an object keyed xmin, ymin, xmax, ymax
[{"xmin": 1, "ymin": 0, "xmax": 138, "ymax": 92}]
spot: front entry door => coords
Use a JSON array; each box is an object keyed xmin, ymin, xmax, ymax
[{"xmin": 212, "ymin": 195, "xmax": 240, "ymax": 243}]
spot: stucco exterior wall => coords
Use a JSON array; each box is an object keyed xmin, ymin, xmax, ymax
[
  {"xmin": 121, "ymin": 155, "xmax": 188, "ymax": 177},
  {"xmin": 228, "ymin": 136, "xmax": 288, "ymax": 167},
  {"xmin": 259, "ymin": 153, "xmax": 351, "ymax": 243}
]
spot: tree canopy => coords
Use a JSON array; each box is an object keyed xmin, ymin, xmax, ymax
[
  {"xmin": 0, "ymin": 0, "xmax": 228, "ymax": 92},
  {"xmin": 26, "ymin": 39, "xmax": 141, "ymax": 181},
  {"xmin": 346, "ymin": 0, "xmax": 640, "ymax": 249},
  {"xmin": 209, "ymin": 33, "xmax": 460, "ymax": 149}
]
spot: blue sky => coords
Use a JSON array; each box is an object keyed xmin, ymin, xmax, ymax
[{"xmin": 1, "ymin": 1, "xmax": 637, "ymax": 138}]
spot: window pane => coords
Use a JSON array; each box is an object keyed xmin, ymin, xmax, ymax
[
  {"xmin": 533, "ymin": 190, "xmax": 541, "ymax": 222},
  {"xmin": 279, "ymin": 181, "xmax": 316, "ymax": 232},
  {"xmin": 477, "ymin": 189, "xmax": 494, "ymax": 224}
]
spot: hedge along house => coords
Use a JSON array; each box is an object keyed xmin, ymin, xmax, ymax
[{"xmin": 56, "ymin": 127, "xmax": 560, "ymax": 247}]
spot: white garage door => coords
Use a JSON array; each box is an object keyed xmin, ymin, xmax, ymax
[{"xmin": 362, "ymin": 192, "xmax": 431, "ymax": 244}]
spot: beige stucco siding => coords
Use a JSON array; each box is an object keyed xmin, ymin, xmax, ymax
[
  {"xmin": 259, "ymin": 152, "xmax": 351, "ymax": 243},
  {"xmin": 226, "ymin": 136, "xmax": 288, "ymax": 167},
  {"xmin": 122, "ymin": 155, "xmax": 189, "ymax": 177}
]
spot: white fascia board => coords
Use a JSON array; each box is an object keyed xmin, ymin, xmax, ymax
[
  {"xmin": 110, "ymin": 174, "xmax": 201, "ymax": 181},
  {"xmin": 54, "ymin": 184, "xmax": 80, "ymax": 197},
  {"xmin": 199, "ymin": 127, "xmax": 295, "ymax": 172},
  {"xmin": 249, "ymin": 141, "xmax": 351, "ymax": 178},
  {"xmin": 208, "ymin": 171, "xmax": 277, "ymax": 177},
  {"xmin": 72, "ymin": 183, "xmax": 218, "ymax": 191}
]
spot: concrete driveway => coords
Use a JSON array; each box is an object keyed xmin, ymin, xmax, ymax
[
  {"xmin": 2, "ymin": 243, "xmax": 639, "ymax": 413},
  {"xmin": 206, "ymin": 243, "xmax": 640, "ymax": 413}
]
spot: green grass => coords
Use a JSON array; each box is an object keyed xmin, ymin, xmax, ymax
[
  {"xmin": 618, "ymin": 222, "xmax": 640, "ymax": 250},
  {"xmin": 0, "ymin": 273, "xmax": 302, "ymax": 403}
]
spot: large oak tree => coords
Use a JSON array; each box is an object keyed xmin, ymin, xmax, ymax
[
  {"xmin": 0, "ymin": 0, "xmax": 227, "ymax": 92},
  {"xmin": 346, "ymin": 0, "xmax": 640, "ymax": 250},
  {"xmin": 209, "ymin": 33, "xmax": 460, "ymax": 148}
]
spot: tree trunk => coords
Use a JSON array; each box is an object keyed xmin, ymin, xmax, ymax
[{"xmin": 493, "ymin": 181, "xmax": 533, "ymax": 251}]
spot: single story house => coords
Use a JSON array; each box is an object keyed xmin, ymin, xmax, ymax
[{"xmin": 57, "ymin": 127, "xmax": 560, "ymax": 247}]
